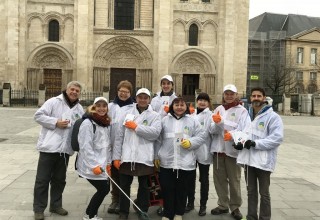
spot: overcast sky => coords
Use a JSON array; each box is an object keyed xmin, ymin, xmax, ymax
[{"xmin": 249, "ymin": 0, "xmax": 320, "ymax": 19}]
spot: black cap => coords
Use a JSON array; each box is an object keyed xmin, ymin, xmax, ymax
[{"xmin": 196, "ymin": 93, "xmax": 210, "ymax": 102}]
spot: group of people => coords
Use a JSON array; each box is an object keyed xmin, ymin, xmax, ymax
[{"xmin": 32, "ymin": 75, "xmax": 284, "ymax": 220}]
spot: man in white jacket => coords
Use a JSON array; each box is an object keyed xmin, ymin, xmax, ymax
[
  {"xmin": 33, "ymin": 81, "xmax": 84, "ymax": 220},
  {"xmin": 236, "ymin": 87, "xmax": 284, "ymax": 220},
  {"xmin": 209, "ymin": 84, "xmax": 251, "ymax": 220}
]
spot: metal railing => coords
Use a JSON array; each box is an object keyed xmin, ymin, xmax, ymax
[
  {"xmin": 79, "ymin": 91, "xmax": 103, "ymax": 106},
  {"xmin": 10, "ymin": 89, "xmax": 39, "ymax": 107}
]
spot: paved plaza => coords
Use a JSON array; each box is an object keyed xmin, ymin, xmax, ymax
[{"xmin": 0, "ymin": 107, "xmax": 319, "ymax": 220}]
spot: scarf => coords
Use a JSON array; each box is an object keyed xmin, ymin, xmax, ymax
[
  {"xmin": 113, "ymin": 96, "xmax": 134, "ymax": 107},
  {"xmin": 196, "ymin": 107, "xmax": 205, "ymax": 114},
  {"xmin": 222, "ymin": 100, "xmax": 241, "ymax": 110},
  {"xmin": 62, "ymin": 90, "xmax": 79, "ymax": 108},
  {"xmin": 90, "ymin": 113, "xmax": 110, "ymax": 127}
]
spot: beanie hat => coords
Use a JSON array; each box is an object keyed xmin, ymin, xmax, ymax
[{"xmin": 196, "ymin": 93, "xmax": 210, "ymax": 102}]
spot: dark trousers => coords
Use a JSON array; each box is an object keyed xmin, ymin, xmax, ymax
[
  {"xmin": 86, "ymin": 179, "xmax": 110, "ymax": 218},
  {"xmin": 119, "ymin": 174, "xmax": 149, "ymax": 216},
  {"xmin": 33, "ymin": 152, "xmax": 69, "ymax": 212},
  {"xmin": 159, "ymin": 167, "xmax": 194, "ymax": 220},
  {"xmin": 245, "ymin": 166, "xmax": 271, "ymax": 220},
  {"xmin": 186, "ymin": 163, "xmax": 210, "ymax": 207},
  {"xmin": 110, "ymin": 163, "xmax": 120, "ymax": 203}
]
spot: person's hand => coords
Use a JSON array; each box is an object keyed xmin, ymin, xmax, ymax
[
  {"xmin": 164, "ymin": 105, "xmax": 169, "ymax": 113},
  {"xmin": 106, "ymin": 164, "xmax": 111, "ymax": 176},
  {"xmin": 212, "ymin": 111, "xmax": 222, "ymax": 123},
  {"xmin": 56, "ymin": 119, "xmax": 69, "ymax": 128},
  {"xmin": 232, "ymin": 142, "xmax": 244, "ymax": 150},
  {"xmin": 189, "ymin": 103, "xmax": 195, "ymax": 114},
  {"xmin": 125, "ymin": 121, "xmax": 137, "ymax": 130},
  {"xmin": 154, "ymin": 159, "xmax": 160, "ymax": 169},
  {"xmin": 224, "ymin": 132, "xmax": 232, "ymax": 141},
  {"xmin": 113, "ymin": 160, "xmax": 121, "ymax": 170},
  {"xmin": 92, "ymin": 166, "xmax": 102, "ymax": 175},
  {"xmin": 180, "ymin": 139, "xmax": 191, "ymax": 149},
  {"xmin": 244, "ymin": 140, "xmax": 256, "ymax": 149}
]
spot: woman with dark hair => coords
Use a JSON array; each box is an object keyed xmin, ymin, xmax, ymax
[
  {"xmin": 155, "ymin": 97, "xmax": 205, "ymax": 220},
  {"xmin": 76, "ymin": 97, "xmax": 112, "ymax": 220},
  {"xmin": 185, "ymin": 93, "xmax": 213, "ymax": 216}
]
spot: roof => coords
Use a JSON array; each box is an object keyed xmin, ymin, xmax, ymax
[{"xmin": 249, "ymin": 12, "xmax": 320, "ymax": 39}]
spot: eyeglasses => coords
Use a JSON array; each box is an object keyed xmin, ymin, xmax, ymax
[{"xmin": 118, "ymin": 90, "xmax": 130, "ymax": 94}]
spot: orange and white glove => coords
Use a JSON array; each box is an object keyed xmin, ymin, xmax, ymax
[
  {"xmin": 125, "ymin": 121, "xmax": 137, "ymax": 130},
  {"xmin": 180, "ymin": 139, "xmax": 191, "ymax": 149},
  {"xmin": 212, "ymin": 111, "xmax": 222, "ymax": 123},
  {"xmin": 224, "ymin": 131, "xmax": 232, "ymax": 141},
  {"xmin": 113, "ymin": 160, "xmax": 121, "ymax": 170},
  {"xmin": 189, "ymin": 103, "xmax": 195, "ymax": 114},
  {"xmin": 92, "ymin": 166, "xmax": 103, "ymax": 175},
  {"xmin": 106, "ymin": 164, "xmax": 112, "ymax": 176},
  {"xmin": 163, "ymin": 105, "xmax": 169, "ymax": 113}
]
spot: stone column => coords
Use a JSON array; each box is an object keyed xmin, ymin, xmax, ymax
[
  {"xmin": 312, "ymin": 94, "xmax": 320, "ymax": 116},
  {"xmin": 283, "ymin": 93, "xmax": 291, "ymax": 115},
  {"xmin": 38, "ymin": 84, "xmax": 46, "ymax": 107},
  {"xmin": 2, "ymin": 83, "xmax": 11, "ymax": 107}
]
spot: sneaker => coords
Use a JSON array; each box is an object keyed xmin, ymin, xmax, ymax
[
  {"xmin": 185, "ymin": 202, "xmax": 194, "ymax": 213},
  {"xmin": 34, "ymin": 212, "xmax": 44, "ymax": 220},
  {"xmin": 90, "ymin": 216, "xmax": 103, "ymax": 220},
  {"xmin": 157, "ymin": 207, "xmax": 163, "ymax": 216},
  {"xmin": 231, "ymin": 208, "xmax": 243, "ymax": 220},
  {"xmin": 198, "ymin": 206, "xmax": 206, "ymax": 216},
  {"xmin": 49, "ymin": 207, "xmax": 68, "ymax": 216},
  {"xmin": 108, "ymin": 201, "xmax": 119, "ymax": 214},
  {"xmin": 173, "ymin": 215, "xmax": 182, "ymax": 220},
  {"xmin": 211, "ymin": 206, "xmax": 229, "ymax": 215},
  {"xmin": 83, "ymin": 214, "xmax": 89, "ymax": 220}
]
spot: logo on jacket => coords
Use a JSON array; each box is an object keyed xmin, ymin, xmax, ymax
[
  {"xmin": 142, "ymin": 120, "xmax": 148, "ymax": 125},
  {"xmin": 229, "ymin": 113, "xmax": 236, "ymax": 121},
  {"xmin": 184, "ymin": 126, "xmax": 190, "ymax": 134},
  {"xmin": 258, "ymin": 121, "xmax": 265, "ymax": 130}
]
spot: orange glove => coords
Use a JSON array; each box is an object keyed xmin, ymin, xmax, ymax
[
  {"xmin": 113, "ymin": 160, "xmax": 121, "ymax": 170},
  {"xmin": 92, "ymin": 166, "xmax": 103, "ymax": 175},
  {"xmin": 224, "ymin": 131, "xmax": 232, "ymax": 141},
  {"xmin": 163, "ymin": 105, "xmax": 169, "ymax": 113},
  {"xmin": 212, "ymin": 111, "xmax": 222, "ymax": 123},
  {"xmin": 189, "ymin": 103, "xmax": 195, "ymax": 114},
  {"xmin": 125, "ymin": 121, "xmax": 137, "ymax": 130},
  {"xmin": 106, "ymin": 164, "xmax": 112, "ymax": 176}
]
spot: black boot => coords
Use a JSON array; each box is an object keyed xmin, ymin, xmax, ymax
[
  {"xmin": 185, "ymin": 202, "xmax": 194, "ymax": 213},
  {"xmin": 198, "ymin": 206, "xmax": 206, "ymax": 216}
]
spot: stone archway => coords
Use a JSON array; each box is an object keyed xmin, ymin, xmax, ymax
[
  {"xmin": 93, "ymin": 36, "xmax": 153, "ymax": 95},
  {"xmin": 170, "ymin": 49, "xmax": 216, "ymax": 98},
  {"xmin": 27, "ymin": 44, "xmax": 73, "ymax": 94}
]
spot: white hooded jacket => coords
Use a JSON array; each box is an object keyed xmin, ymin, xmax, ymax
[
  {"xmin": 237, "ymin": 106, "xmax": 284, "ymax": 172},
  {"xmin": 76, "ymin": 119, "xmax": 111, "ymax": 180},
  {"xmin": 191, "ymin": 108, "xmax": 213, "ymax": 165},
  {"xmin": 34, "ymin": 94, "xmax": 84, "ymax": 155},
  {"xmin": 155, "ymin": 114, "xmax": 206, "ymax": 170},
  {"xmin": 209, "ymin": 104, "xmax": 251, "ymax": 158},
  {"xmin": 113, "ymin": 104, "xmax": 161, "ymax": 167},
  {"xmin": 150, "ymin": 91, "xmax": 177, "ymax": 118}
]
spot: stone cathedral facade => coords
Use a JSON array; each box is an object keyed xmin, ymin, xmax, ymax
[{"xmin": 0, "ymin": 0, "xmax": 249, "ymax": 103}]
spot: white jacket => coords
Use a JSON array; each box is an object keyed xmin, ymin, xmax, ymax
[
  {"xmin": 237, "ymin": 106, "xmax": 284, "ymax": 172},
  {"xmin": 34, "ymin": 94, "xmax": 84, "ymax": 155},
  {"xmin": 76, "ymin": 119, "xmax": 111, "ymax": 180},
  {"xmin": 108, "ymin": 102, "xmax": 134, "ymax": 147},
  {"xmin": 209, "ymin": 104, "xmax": 251, "ymax": 158},
  {"xmin": 155, "ymin": 114, "xmax": 206, "ymax": 170},
  {"xmin": 113, "ymin": 104, "xmax": 161, "ymax": 167},
  {"xmin": 191, "ymin": 108, "xmax": 213, "ymax": 165},
  {"xmin": 150, "ymin": 92, "xmax": 177, "ymax": 118}
]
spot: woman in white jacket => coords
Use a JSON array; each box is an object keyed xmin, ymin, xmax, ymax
[
  {"xmin": 155, "ymin": 97, "xmax": 206, "ymax": 220},
  {"xmin": 185, "ymin": 93, "xmax": 213, "ymax": 216},
  {"xmin": 76, "ymin": 97, "xmax": 112, "ymax": 220}
]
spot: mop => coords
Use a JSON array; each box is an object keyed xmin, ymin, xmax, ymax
[{"xmin": 101, "ymin": 168, "xmax": 150, "ymax": 220}]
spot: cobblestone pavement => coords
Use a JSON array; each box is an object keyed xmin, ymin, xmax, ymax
[{"xmin": 0, "ymin": 107, "xmax": 319, "ymax": 220}]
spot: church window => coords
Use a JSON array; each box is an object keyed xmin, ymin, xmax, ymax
[
  {"xmin": 114, "ymin": 0, "xmax": 135, "ymax": 30},
  {"xmin": 48, "ymin": 20, "xmax": 59, "ymax": 42},
  {"xmin": 189, "ymin": 23, "xmax": 199, "ymax": 46}
]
